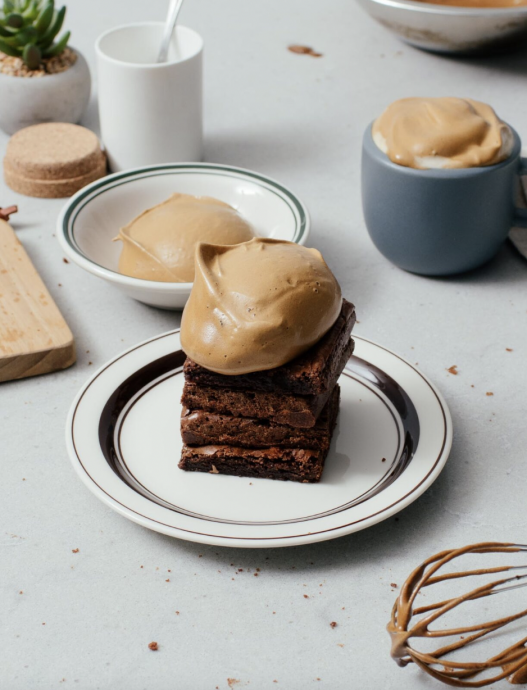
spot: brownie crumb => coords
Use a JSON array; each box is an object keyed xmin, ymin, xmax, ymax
[
  {"xmin": 165, "ymin": 579, "xmax": 170, "ymax": 582},
  {"xmin": 254, "ymin": 573, "xmax": 259, "ymax": 577},
  {"xmin": 506, "ymin": 348, "xmax": 513, "ymax": 352},
  {"xmin": 304, "ymin": 594, "xmax": 309, "ymax": 599},
  {"xmin": 447, "ymin": 365, "xmax": 458, "ymax": 375},
  {"xmin": 63, "ymin": 258, "xmax": 69, "ymax": 264},
  {"xmin": 148, "ymin": 641, "xmax": 158, "ymax": 651},
  {"xmin": 390, "ymin": 582, "xmax": 398, "ymax": 588},
  {"xmin": 72, "ymin": 548, "xmax": 79, "ymax": 554},
  {"xmin": 486, "ymin": 392, "xmax": 494, "ymax": 396},
  {"xmin": 330, "ymin": 621, "xmax": 337, "ymax": 628},
  {"xmin": 381, "ymin": 457, "xmax": 386, "ymax": 463},
  {"xmin": 288, "ymin": 44, "xmax": 323, "ymax": 57},
  {"xmin": 175, "ymin": 611, "xmax": 180, "ymax": 615}
]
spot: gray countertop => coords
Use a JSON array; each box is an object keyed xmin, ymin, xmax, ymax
[{"xmin": 2, "ymin": 1, "xmax": 527, "ymax": 688}]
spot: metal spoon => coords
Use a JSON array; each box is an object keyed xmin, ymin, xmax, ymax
[{"xmin": 157, "ymin": 0, "xmax": 184, "ymax": 63}]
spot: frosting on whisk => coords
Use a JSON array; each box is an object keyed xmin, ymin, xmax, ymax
[{"xmin": 388, "ymin": 542, "xmax": 527, "ymax": 686}]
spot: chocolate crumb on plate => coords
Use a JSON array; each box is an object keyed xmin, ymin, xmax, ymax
[{"xmin": 148, "ymin": 641, "xmax": 158, "ymax": 651}]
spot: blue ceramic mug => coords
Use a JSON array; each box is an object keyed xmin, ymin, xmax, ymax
[{"xmin": 361, "ymin": 123, "xmax": 527, "ymax": 275}]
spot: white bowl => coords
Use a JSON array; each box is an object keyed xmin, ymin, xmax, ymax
[
  {"xmin": 57, "ymin": 163, "xmax": 310, "ymax": 310},
  {"xmin": 355, "ymin": 0, "xmax": 527, "ymax": 54}
]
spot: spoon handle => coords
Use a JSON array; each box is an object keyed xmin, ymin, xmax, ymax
[{"xmin": 157, "ymin": 0, "xmax": 185, "ymax": 63}]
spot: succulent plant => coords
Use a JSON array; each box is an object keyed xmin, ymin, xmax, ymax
[{"xmin": 0, "ymin": 0, "xmax": 70, "ymax": 70}]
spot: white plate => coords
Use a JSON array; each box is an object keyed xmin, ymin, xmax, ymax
[
  {"xmin": 66, "ymin": 331, "xmax": 452, "ymax": 548},
  {"xmin": 57, "ymin": 164, "xmax": 310, "ymax": 310}
]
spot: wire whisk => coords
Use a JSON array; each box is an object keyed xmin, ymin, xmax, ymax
[{"xmin": 388, "ymin": 542, "xmax": 527, "ymax": 687}]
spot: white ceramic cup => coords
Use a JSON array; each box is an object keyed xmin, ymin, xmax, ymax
[{"xmin": 96, "ymin": 22, "xmax": 203, "ymax": 172}]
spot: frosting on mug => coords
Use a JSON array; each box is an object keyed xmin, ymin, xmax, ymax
[
  {"xmin": 372, "ymin": 97, "xmax": 514, "ymax": 170},
  {"xmin": 180, "ymin": 238, "xmax": 342, "ymax": 375},
  {"xmin": 114, "ymin": 193, "xmax": 254, "ymax": 283}
]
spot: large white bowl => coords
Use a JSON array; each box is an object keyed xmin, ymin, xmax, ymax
[
  {"xmin": 57, "ymin": 163, "xmax": 310, "ymax": 310},
  {"xmin": 356, "ymin": 0, "xmax": 527, "ymax": 54}
]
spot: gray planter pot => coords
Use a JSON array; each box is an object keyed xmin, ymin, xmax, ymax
[{"xmin": 0, "ymin": 47, "xmax": 91, "ymax": 135}]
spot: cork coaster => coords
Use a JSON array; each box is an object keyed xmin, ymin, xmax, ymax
[{"xmin": 4, "ymin": 123, "xmax": 107, "ymax": 198}]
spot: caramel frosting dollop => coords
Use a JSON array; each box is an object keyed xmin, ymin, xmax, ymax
[
  {"xmin": 373, "ymin": 97, "xmax": 514, "ymax": 170},
  {"xmin": 114, "ymin": 193, "xmax": 254, "ymax": 283},
  {"xmin": 180, "ymin": 238, "xmax": 342, "ymax": 375}
]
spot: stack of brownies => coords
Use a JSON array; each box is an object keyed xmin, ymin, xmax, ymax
[{"xmin": 179, "ymin": 299, "xmax": 356, "ymax": 483}]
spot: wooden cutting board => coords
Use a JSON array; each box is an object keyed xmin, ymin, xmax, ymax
[{"xmin": 0, "ymin": 219, "xmax": 76, "ymax": 383}]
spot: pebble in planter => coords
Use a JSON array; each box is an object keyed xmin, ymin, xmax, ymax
[{"xmin": 0, "ymin": 0, "xmax": 91, "ymax": 134}]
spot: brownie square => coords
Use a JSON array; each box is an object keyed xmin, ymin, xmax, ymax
[
  {"xmin": 182, "ymin": 385, "xmax": 340, "ymax": 450},
  {"xmin": 183, "ymin": 299, "xmax": 356, "ymax": 396},
  {"xmin": 179, "ymin": 445, "xmax": 329, "ymax": 483},
  {"xmin": 179, "ymin": 387, "xmax": 340, "ymax": 483},
  {"xmin": 181, "ymin": 381, "xmax": 332, "ymax": 429}
]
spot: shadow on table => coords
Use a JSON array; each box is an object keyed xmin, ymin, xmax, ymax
[
  {"xmin": 426, "ymin": 41, "xmax": 527, "ymax": 76},
  {"xmin": 148, "ymin": 433, "xmax": 463, "ymax": 574},
  {"xmin": 418, "ymin": 242, "xmax": 527, "ymax": 287}
]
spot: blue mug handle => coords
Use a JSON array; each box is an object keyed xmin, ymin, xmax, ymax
[{"xmin": 513, "ymin": 156, "xmax": 527, "ymax": 228}]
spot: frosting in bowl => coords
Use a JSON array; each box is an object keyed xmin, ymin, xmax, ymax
[
  {"xmin": 372, "ymin": 97, "xmax": 514, "ymax": 170},
  {"xmin": 114, "ymin": 193, "xmax": 254, "ymax": 283},
  {"xmin": 180, "ymin": 238, "xmax": 342, "ymax": 375}
]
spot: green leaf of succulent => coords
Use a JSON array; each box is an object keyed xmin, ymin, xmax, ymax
[
  {"xmin": 35, "ymin": 1, "xmax": 52, "ymax": 33},
  {"xmin": 0, "ymin": 31, "xmax": 18, "ymax": 45},
  {"xmin": 38, "ymin": 3, "xmax": 63, "ymax": 46},
  {"xmin": 13, "ymin": 24, "xmax": 37, "ymax": 44},
  {"xmin": 0, "ymin": 22, "xmax": 16, "ymax": 36},
  {"xmin": 22, "ymin": 0, "xmax": 38, "ymax": 20},
  {"xmin": 6, "ymin": 11, "xmax": 23, "ymax": 27},
  {"xmin": 41, "ymin": 26, "xmax": 68, "ymax": 56},
  {"xmin": 22, "ymin": 40, "xmax": 40, "ymax": 67},
  {"xmin": 3, "ymin": 1, "xmax": 15, "ymax": 12},
  {"xmin": 0, "ymin": 35, "xmax": 21, "ymax": 55}
]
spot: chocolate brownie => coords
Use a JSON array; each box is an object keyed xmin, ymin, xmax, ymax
[
  {"xmin": 182, "ymin": 386, "xmax": 340, "ymax": 449},
  {"xmin": 179, "ymin": 445, "xmax": 330, "ymax": 483},
  {"xmin": 181, "ymin": 381, "xmax": 331, "ymax": 429},
  {"xmin": 183, "ymin": 299, "xmax": 356, "ymax": 396}
]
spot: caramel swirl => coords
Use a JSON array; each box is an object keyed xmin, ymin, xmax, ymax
[
  {"xmin": 373, "ymin": 98, "xmax": 514, "ymax": 170},
  {"xmin": 389, "ymin": 542, "xmax": 527, "ymax": 686},
  {"xmin": 180, "ymin": 238, "xmax": 342, "ymax": 375}
]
